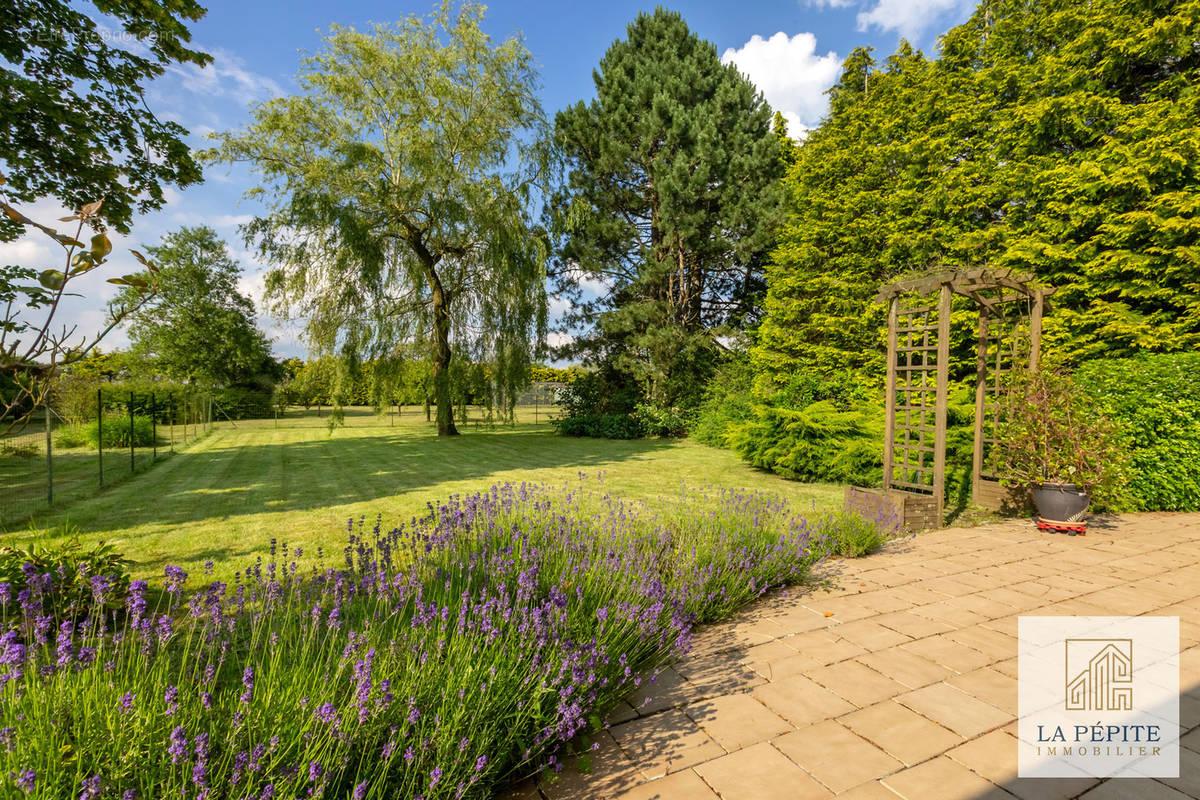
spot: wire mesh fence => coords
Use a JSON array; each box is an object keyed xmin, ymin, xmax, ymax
[
  {"xmin": 2, "ymin": 381, "xmax": 567, "ymax": 527},
  {"xmin": 1, "ymin": 388, "xmax": 213, "ymax": 528}
]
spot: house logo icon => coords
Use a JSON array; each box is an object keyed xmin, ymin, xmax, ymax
[{"xmin": 1065, "ymin": 638, "xmax": 1133, "ymax": 711}]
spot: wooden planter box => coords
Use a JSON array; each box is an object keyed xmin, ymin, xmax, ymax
[
  {"xmin": 973, "ymin": 478, "xmax": 1030, "ymax": 514},
  {"xmin": 844, "ymin": 486, "xmax": 941, "ymax": 532}
]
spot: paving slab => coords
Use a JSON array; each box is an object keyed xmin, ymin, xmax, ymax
[{"xmin": 525, "ymin": 513, "xmax": 1200, "ymax": 799}]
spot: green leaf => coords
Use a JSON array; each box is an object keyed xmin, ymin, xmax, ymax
[
  {"xmin": 90, "ymin": 231, "xmax": 112, "ymax": 259},
  {"xmin": 38, "ymin": 269, "xmax": 65, "ymax": 290}
]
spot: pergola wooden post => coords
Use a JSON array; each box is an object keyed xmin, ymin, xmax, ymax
[{"xmin": 846, "ymin": 269, "xmax": 1056, "ymax": 531}]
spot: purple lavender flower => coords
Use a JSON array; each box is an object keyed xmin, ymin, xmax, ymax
[
  {"xmin": 353, "ymin": 782, "xmax": 367, "ymax": 800},
  {"xmin": 14, "ymin": 769, "xmax": 35, "ymax": 793},
  {"xmin": 77, "ymin": 646, "xmax": 96, "ymax": 668},
  {"xmin": 307, "ymin": 760, "xmax": 322, "ymax": 783},
  {"xmin": 123, "ymin": 791, "xmax": 136, "ymax": 800},
  {"xmin": 118, "ymin": 692, "xmax": 134, "ymax": 712},
  {"xmin": 168, "ymin": 726, "xmax": 188, "ymax": 764},
  {"xmin": 192, "ymin": 732, "xmax": 210, "ymax": 788},
  {"xmin": 429, "ymin": 766, "xmax": 442, "ymax": 787},
  {"xmin": 314, "ymin": 702, "xmax": 337, "ymax": 724},
  {"xmin": 475, "ymin": 755, "xmax": 487, "ymax": 771},
  {"xmin": 0, "ymin": 632, "xmax": 26, "ymax": 669},
  {"xmin": 55, "ymin": 620, "xmax": 74, "ymax": 668},
  {"xmin": 164, "ymin": 565, "xmax": 188, "ymax": 595},
  {"xmin": 33, "ymin": 615, "xmax": 51, "ymax": 645},
  {"xmin": 125, "ymin": 580, "xmax": 147, "ymax": 623},
  {"xmin": 79, "ymin": 774, "xmax": 102, "ymax": 800},
  {"xmin": 90, "ymin": 575, "xmax": 111, "ymax": 604},
  {"xmin": 240, "ymin": 666, "xmax": 254, "ymax": 703}
]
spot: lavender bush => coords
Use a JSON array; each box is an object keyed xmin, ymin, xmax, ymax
[{"xmin": 0, "ymin": 479, "xmax": 875, "ymax": 799}]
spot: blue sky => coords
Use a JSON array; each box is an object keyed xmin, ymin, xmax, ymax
[{"xmin": 13, "ymin": 0, "xmax": 978, "ymax": 359}]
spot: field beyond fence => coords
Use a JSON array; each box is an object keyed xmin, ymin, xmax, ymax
[{"xmin": 1, "ymin": 389, "xmax": 214, "ymax": 527}]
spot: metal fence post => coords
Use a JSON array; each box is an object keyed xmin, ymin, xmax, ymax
[
  {"xmin": 152, "ymin": 392, "xmax": 157, "ymax": 460},
  {"xmin": 44, "ymin": 396, "xmax": 53, "ymax": 505},
  {"xmin": 97, "ymin": 388, "xmax": 104, "ymax": 488},
  {"xmin": 170, "ymin": 396, "xmax": 175, "ymax": 453},
  {"xmin": 129, "ymin": 390, "xmax": 135, "ymax": 473}
]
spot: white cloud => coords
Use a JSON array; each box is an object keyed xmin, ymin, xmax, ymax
[
  {"xmin": 544, "ymin": 331, "xmax": 575, "ymax": 350},
  {"xmin": 856, "ymin": 0, "xmax": 973, "ymax": 39},
  {"xmin": 803, "ymin": 0, "xmax": 854, "ymax": 7},
  {"xmin": 547, "ymin": 292, "xmax": 571, "ymax": 319},
  {"xmin": 236, "ymin": 270, "xmax": 267, "ymax": 309},
  {"xmin": 214, "ymin": 214, "xmax": 254, "ymax": 229},
  {"xmin": 721, "ymin": 32, "xmax": 842, "ymax": 132},
  {"xmin": 0, "ymin": 238, "xmax": 54, "ymax": 266},
  {"xmin": 167, "ymin": 46, "xmax": 283, "ymax": 107}
]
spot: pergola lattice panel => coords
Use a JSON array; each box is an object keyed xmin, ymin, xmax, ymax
[{"xmin": 871, "ymin": 269, "xmax": 1054, "ymax": 525}]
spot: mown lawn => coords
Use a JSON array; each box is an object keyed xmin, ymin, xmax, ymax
[{"xmin": 3, "ymin": 406, "xmax": 840, "ymax": 580}]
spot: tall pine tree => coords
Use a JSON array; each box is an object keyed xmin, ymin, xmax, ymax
[{"xmin": 550, "ymin": 8, "xmax": 784, "ymax": 408}]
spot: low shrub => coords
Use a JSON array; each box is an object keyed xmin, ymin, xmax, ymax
[
  {"xmin": 632, "ymin": 403, "xmax": 692, "ymax": 437},
  {"xmin": 1077, "ymin": 352, "xmax": 1200, "ymax": 511},
  {"xmin": 552, "ymin": 412, "xmax": 643, "ymax": 439},
  {"xmin": 51, "ymin": 424, "xmax": 92, "ymax": 448},
  {"xmin": 0, "ymin": 481, "xmax": 862, "ymax": 799},
  {"xmin": 54, "ymin": 413, "xmax": 159, "ymax": 449},
  {"xmin": 551, "ymin": 368, "xmax": 644, "ymax": 438},
  {"xmin": 994, "ymin": 370, "xmax": 1126, "ymax": 506},
  {"xmin": 728, "ymin": 399, "xmax": 885, "ymax": 486},
  {"xmin": 0, "ymin": 534, "xmax": 130, "ymax": 624}
]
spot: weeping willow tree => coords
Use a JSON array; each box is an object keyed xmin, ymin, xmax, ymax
[{"xmin": 207, "ymin": 2, "xmax": 547, "ymax": 435}]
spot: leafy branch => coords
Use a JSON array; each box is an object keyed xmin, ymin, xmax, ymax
[{"xmin": 0, "ymin": 175, "xmax": 160, "ymax": 435}]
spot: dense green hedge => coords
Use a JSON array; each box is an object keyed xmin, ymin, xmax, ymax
[
  {"xmin": 710, "ymin": 355, "xmax": 1198, "ymax": 514},
  {"xmin": 553, "ymin": 413, "xmax": 644, "ymax": 439},
  {"xmin": 1077, "ymin": 353, "xmax": 1200, "ymax": 511}
]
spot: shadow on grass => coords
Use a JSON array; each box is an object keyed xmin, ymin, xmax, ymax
[{"xmin": 14, "ymin": 427, "xmax": 676, "ymax": 538}]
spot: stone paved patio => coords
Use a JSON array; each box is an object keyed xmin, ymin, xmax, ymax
[{"xmin": 509, "ymin": 512, "xmax": 1200, "ymax": 800}]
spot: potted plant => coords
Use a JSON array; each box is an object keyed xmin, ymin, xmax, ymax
[{"xmin": 995, "ymin": 369, "xmax": 1124, "ymax": 533}]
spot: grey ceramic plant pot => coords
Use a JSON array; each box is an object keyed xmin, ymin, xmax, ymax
[{"xmin": 1031, "ymin": 482, "xmax": 1090, "ymax": 523}]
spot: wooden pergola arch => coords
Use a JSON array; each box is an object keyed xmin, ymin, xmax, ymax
[{"xmin": 869, "ymin": 268, "xmax": 1055, "ymax": 526}]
